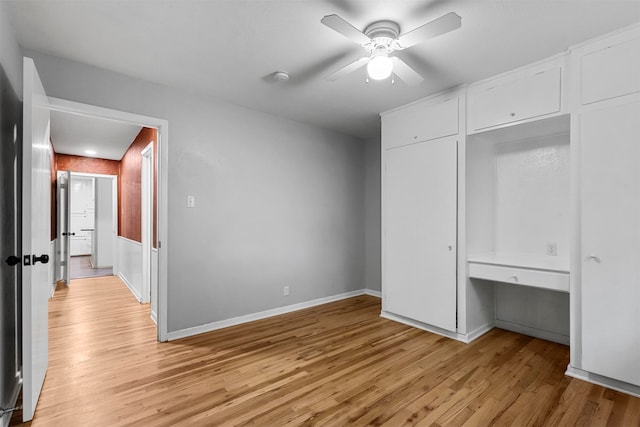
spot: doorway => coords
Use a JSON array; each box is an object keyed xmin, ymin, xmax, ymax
[
  {"xmin": 48, "ymin": 97, "xmax": 168, "ymax": 342},
  {"xmin": 59, "ymin": 172, "xmax": 118, "ymax": 280}
]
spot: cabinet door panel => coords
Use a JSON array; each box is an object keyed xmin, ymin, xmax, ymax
[
  {"xmin": 382, "ymin": 96, "xmax": 458, "ymax": 149},
  {"xmin": 384, "ymin": 137, "xmax": 457, "ymax": 331},
  {"xmin": 470, "ymin": 67, "xmax": 561, "ymax": 131},
  {"xmin": 582, "ymin": 38, "xmax": 640, "ymax": 105},
  {"xmin": 581, "ymin": 100, "xmax": 640, "ymax": 386}
]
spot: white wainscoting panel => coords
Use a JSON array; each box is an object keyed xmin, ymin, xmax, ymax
[{"xmin": 116, "ymin": 237, "xmax": 142, "ymax": 302}]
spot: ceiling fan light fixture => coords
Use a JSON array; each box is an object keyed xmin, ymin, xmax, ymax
[{"xmin": 367, "ymin": 53, "xmax": 393, "ymax": 80}]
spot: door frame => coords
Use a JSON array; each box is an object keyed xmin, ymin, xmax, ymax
[
  {"xmin": 48, "ymin": 96, "xmax": 169, "ymax": 342},
  {"xmin": 66, "ymin": 172, "xmax": 118, "ymax": 278},
  {"xmin": 140, "ymin": 142, "xmax": 153, "ymax": 305}
]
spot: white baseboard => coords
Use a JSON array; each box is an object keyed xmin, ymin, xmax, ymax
[
  {"xmin": 364, "ymin": 289, "xmax": 381, "ymax": 298},
  {"xmin": 167, "ymin": 289, "xmax": 368, "ymax": 341},
  {"xmin": 565, "ymin": 365, "xmax": 640, "ymax": 398},
  {"xmin": 118, "ymin": 272, "xmax": 141, "ymax": 302},
  {"xmin": 380, "ymin": 311, "xmax": 461, "ymax": 342},
  {"xmin": 495, "ymin": 319, "xmax": 569, "ymax": 346},
  {"xmin": 461, "ymin": 323, "xmax": 494, "ymax": 343},
  {"xmin": 380, "ymin": 311, "xmax": 493, "ymax": 344},
  {"xmin": 150, "ymin": 310, "xmax": 157, "ymax": 325}
]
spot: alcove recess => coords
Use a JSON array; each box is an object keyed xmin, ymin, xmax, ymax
[{"xmin": 466, "ymin": 114, "xmax": 570, "ymax": 344}]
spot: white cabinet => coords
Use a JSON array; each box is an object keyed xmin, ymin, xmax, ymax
[
  {"xmin": 383, "ymin": 137, "xmax": 458, "ymax": 331},
  {"xmin": 382, "ymin": 95, "xmax": 459, "ymax": 149},
  {"xmin": 570, "ymin": 24, "xmax": 640, "ymax": 391},
  {"xmin": 467, "ymin": 57, "xmax": 564, "ymax": 132},
  {"xmin": 581, "ymin": 36, "xmax": 640, "ymax": 104},
  {"xmin": 579, "ymin": 100, "xmax": 640, "ymax": 386}
]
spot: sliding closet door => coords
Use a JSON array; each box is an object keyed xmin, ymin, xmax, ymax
[{"xmin": 384, "ymin": 136, "xmax": 457, "ymax": 331}]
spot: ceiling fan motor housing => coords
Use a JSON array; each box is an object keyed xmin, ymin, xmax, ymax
[{"xmin": 364, "ymin": 20, "xmax": 401, "ymax": 53}]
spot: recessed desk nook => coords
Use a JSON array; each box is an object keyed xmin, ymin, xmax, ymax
[{"xmin": 466, "ymin": 114, "xmax": 571, "ymax": 345}]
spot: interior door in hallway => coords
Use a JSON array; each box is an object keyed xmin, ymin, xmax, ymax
[
  {"xmin": 22, "ymin": 57, "xmax": 51, "ymax": 421},
  {"xmin": 57, "ymin": 170, "xmax": 71, "ymax": 285}
]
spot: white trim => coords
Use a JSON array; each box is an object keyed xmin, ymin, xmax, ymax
[
  {"xmin": 118, "ymin": 272, "xmax": 141, "ymax": 302},
  {"xmin": 150, "ymin": 310, "xmax": 157, "ymax": 325},
  {"xmin": 565, "ymin": 365, "xmax": 640, "ymax": 398},
  {"xmin": 47, "ymin": 96, "xmax": 169, "ymax": 342},
  {"xmin": 494, "ymin": 319, "xmax": 570, "ymax": 346},
  {"xmin": 69, "ymin": 171, "xmax": 117, "ymax": 179},
  {"xmin": 140, "ymin": 142, "xmax": 153, "ymax": 304},
  {"xmin": 380, "ymin": 310, "xmax": 493, "ymax": 344},
  {"xmin": 464, "ymin": 323, "xmax": 494, "ymax": 343},
  {"xmin": 364, "ymin": 289, "xmax": 381, "ymax": 298},
  {"xmin": 116, "ymin": 235, "xmax": 142, "ymax": 246},
  {"xmin": 167, "ymin": 290, "xmax": 367, "ymax": 341}
]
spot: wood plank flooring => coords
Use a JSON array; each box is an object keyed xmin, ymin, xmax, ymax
[{"xmin": 11, "ymin": 276, "xmax": 640, "ymax": 426}]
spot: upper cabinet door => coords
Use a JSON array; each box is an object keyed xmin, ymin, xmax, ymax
[
  {"xmin": 381, "ymin": 95, "xmax": 459, "ymax": 149},
  {"xmin": 468, "ymin": 63, "xmax": 563, "ymax": 132},
  {"xmin": 581, "ymin": 37, "xmax": 640, "ymax": 105}
]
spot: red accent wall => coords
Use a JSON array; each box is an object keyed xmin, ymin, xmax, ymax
[
  {"xmin": 54, "ymin": 154, "xmax": 120, "ymax": 241},
  {"xmin": 53, "ymin": 128, "xmax": 157, "ymax": 248},
  {"xmin": 118, "ymin": 127, "xmax": 157, "ymax": 246},
  {"xmin": 56, "ymin": 154, "xmax": 120, "ymax": 175}
]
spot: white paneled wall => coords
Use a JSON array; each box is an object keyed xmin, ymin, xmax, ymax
[{"xmin": 117, "ymin": 237, "xmax": 142, "ymax": 302}]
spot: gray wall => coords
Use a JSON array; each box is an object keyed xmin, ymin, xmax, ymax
[
  {"xmin": 364, "ymin": 137, "xmax": 381, "ymax": 292},
  {"xmin": 25, "ymin": 51, "xmax": 366, "ymax": 333}
]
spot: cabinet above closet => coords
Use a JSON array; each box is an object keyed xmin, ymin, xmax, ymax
[
  {"xmin": 467, "ymin": 55, "xmax": 567, "ymax": 133},
  {"xmin": 381, "ymin": 94, "xmax": 459, "ymax": 149}
]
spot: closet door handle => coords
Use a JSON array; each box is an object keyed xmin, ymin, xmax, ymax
[{"xmin": 587, "ymin": 254, "xmax": 601, "ymax": 263}]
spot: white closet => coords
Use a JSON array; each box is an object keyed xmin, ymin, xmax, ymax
[
  {"xmin": 570, "ymin": 24, "xmax": 640, "ymax": 389},
  {"xmin": 381, "ymin": 92, "xmax": 467, "ymax": 336},
  {"xmin": 380, "ymin": 20, "xmax": 640, "ymax": 397},
  {"xmin": 384, "ymin": 137, "xmax": 457, "ymax": 331}
]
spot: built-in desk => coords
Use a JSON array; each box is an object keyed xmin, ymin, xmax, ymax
[{"xmin": 468, "ymin": 253, "xmax": 569, "ymax": 293}]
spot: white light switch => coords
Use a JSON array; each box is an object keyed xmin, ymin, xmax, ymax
[{"xmin": 187, "ymin": 195, "xmax": 195, "ymax": 208}]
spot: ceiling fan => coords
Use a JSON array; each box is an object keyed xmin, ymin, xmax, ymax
[{"xmin": 321, "ymin": 12, "xmax": 461, "ymax": 85}]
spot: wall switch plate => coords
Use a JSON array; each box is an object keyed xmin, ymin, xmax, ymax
[
  {"xmin": 283, "ymin": 286, "xmax": 289, "ymax": 296},
  {"xmin": 546, "ymin": 242, "xmax": 557, "ymax": 256},
  {"xmin": 187, "ymin": 195, "xmax": 195, "ymax": 208}
]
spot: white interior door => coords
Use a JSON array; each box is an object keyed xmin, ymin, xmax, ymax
[
  {"xmin": 57, "ymin": 170, "xmax": 71, "ymax": 285},
  {"xmin": 384, "ymin": 137, "xmax": 458, "ymax": 331},
  {"xmin": 581, "ymin": 100, "xmax": 640, "ymax": 386},
  {"xmin": 22, "ymin": 57, "xmax": 51, "ymax": 421}
]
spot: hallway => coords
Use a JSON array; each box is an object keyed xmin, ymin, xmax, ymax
[
  {"xmin": 11, "ymin": 276, "xmax": 156, "ymax": 425},
  {"xmin": 70, "ymin": 255, "xmax": 113, "ymax": 279}
]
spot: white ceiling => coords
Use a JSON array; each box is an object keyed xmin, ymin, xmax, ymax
[
  {"xmin": 7, "ymin": 0, "xmax": 640, "ymax": 141},
  {"xmin": 49, "ymin": 111, "xmax": 142, "ymax": 160}
]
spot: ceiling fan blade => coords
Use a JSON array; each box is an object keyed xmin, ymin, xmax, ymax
[
  {"xmin": 391, "ymin": 57, "xmax": 424, "ymax": 86},
  {"xmin": 396, "ymin": 12, "xmax": 461, "ymax": 49},
  {"xmin": 321, "ymin": 14, "xmax": 371, "ymax": 45},
  {"xmin": 326, "ymin": 56, "xmax": 369, "ymax": 81}
]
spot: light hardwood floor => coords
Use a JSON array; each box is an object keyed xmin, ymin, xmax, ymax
[{"xmin": 11, "ymin": 276, "xmax": 640, "ymax": 426}]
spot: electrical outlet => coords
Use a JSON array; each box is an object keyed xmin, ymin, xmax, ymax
[
  {"xmin": 546, "ymin": 242, "xmax": 557, "ymax": 256},
  {"xmin": 283, "ymin": 286, "xmax": 289, "ymax": 296}
]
